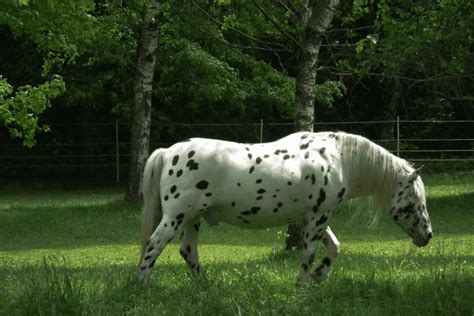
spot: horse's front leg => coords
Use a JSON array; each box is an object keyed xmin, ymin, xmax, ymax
[
  {"xmin": 297, "ymin": 213, "xmax": 331, "ymax": 285},
  {"xmin": 312, "ymin": 226, "xmax": 340, "ymax": 282},
  {"xmin": 179, "ymin": 216, "xmax": 207, "ymax": 284}
]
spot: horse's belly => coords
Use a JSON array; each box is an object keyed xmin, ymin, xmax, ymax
[{"xmin": 205, "ymin": 205, "xmax": 306, "ymax": 229}]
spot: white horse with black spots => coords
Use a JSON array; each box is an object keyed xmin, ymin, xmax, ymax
[{"xmin": 138, "ymin": 132, "xmax": 433, "ymax": 284}]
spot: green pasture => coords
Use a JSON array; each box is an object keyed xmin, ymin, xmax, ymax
[{"xmin": 0, "ymin": 173, "xmax": 473, "ymax": 315}]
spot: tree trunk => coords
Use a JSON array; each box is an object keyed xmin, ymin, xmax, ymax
[
  {"xmin": 286, "ymin": 0, "xmax": 340, "ymax": 250},
  {"xmin": 125, "ymin": 1, "xmax": 160, "ymax": 203}
]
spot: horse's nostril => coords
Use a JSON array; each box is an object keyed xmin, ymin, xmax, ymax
[{"xmin": 427, "ymin": 232, "xmax": 433, "ymax": 239}]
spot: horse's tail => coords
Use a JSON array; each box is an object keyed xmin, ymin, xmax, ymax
[{"xmin": 140, "ymin": 148, "xmax": 166, "ymax": 259}]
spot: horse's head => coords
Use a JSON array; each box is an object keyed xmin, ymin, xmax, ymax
[{"xmin": 390, "ymin": 168, "xmax": 433, "ymax": 247}]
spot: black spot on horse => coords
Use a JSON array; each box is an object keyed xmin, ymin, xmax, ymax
[
  {"xmin": 172, "ymin": 155, "xmax": 179, "ymax": 166},
  {"xmin": 249, "ymin": 166, "xmax": 255, "ymax": 174},
  {"xmin": 337, "ymin": 188, "xmax": 346, "ymax": 201},
  {"xmin": 287, "ymin": 181, "xmax": 292, "ymax": 186},
  {"xmin": 186, "ymin": 245, "xmax": 191, "ymax": 253},
  {"xmin": 256, "ymin": 179, "xmax": 262, "ymax": 184},
  {"xmin": 144, "ymin": 255, "xmax": 152, "ymax": 260},
  {"xmin": 274, "ymin": 150, "xmax": 281, "ymax": 155},
  {"xmin": 263, "ymin": 154, "xmax": 269, "ymax": 158},
  {"xmin": 256, "ymin": 196, "xmax": 263, "ymax": 200},
  {"xmin": 323, "ymin": 257, "xmax": 331, "ymax": 266},
  {"xmin": 177, "ymin": 169, "xmax": 183, "ymax": 177},
  {"xmin": 164, "ymin": 195, "xmax": 169, "ymax": 201},
  {"xmin": 241, "ymin": 210, "xmax": 251, "ymax": 216},
  {"xmin": 186, "ymin": 159, "xmax": 199, "ymax": 171},
  {"xmin": 273, "ymin": 207, "xmax": 279, "ymax": 213},
  {"xmin": 231, "ymin": 202, "xmax": 236, "ymax": 207},
  {"xmin": 248, "ymin": 153, "xmax": 253, "ymax": 159},
  {"xmin": 313, "ymin": 205, "xmax": 319, "ymax": 213},
  {"xmin": 304, "ymin": 152, "xmax": 310, "ymax": 159},
  {"xmin": 311, "ymin": 174, "xmax": 316, "ymax": 185},
  {"xmin": 196, "ymin": 180, "xmax": 209, "ymax": 190},
  {"xmin": 188, "ymin": 150, "xmax": 195, "ymax": 158},
  {"xmin": 324, "ymin": 175, "xmax": 329, "ymax": 185},
  {"xmin": 243, "ymin": 219, "xmax": 251, "ymax": 224},
  {"xmin": 301, "ymin": 134, "xmax": 309, "ymax": 139},
  {"xmin": 251, "ymin": 207, "xmax": 261, "ymax": 214},
  {"xmin": 300, "ymin": 143, "xmax": 309, "ymax": 150},
  {"xmin": 317, "ymin": 189, "xmax": 326, "ymax": 207},
  {"xmin": 205, "ymin": 192, "xmax": 213, "ymax": 197},
  {"xmin": 319, "ymin": 148, "xmax": 326, "ymax": 155},
  {"xmin": 193, "ymin": 223, "xmax": 200, "ymax": 232},
  {"xmin": 283, "ymin": 154, "xmax": 290, "ymax": 160},
  {"xmin": 174, "ymin": 193, "xmax": 180, "ymax": 199},
  {"xmin": 256, "ymin": 157, "xmax": 262, "ymax": 164},
  {"xmin": 237, "ymin": 182, "xmax": 241, "ymax": 186},
  {"xmin": 277, "ymin": 202, "xmax": 283, "ymax": 207},
  {"xmin": 168, "ymin": 169, "xmax": 174, "ymax": 176},
  {"xmin": 170, "ymin": 185, "xmax": 177, "ymax": 194},
  {"xmin": 308, "ymin": 194, "xmax": 313, "ymax": 199},
  {"xmin": 148, "ymin": 260, "xmax": 156, "ymax": 269},
  {"xmin": 316, "ymin": 215, "xmax": 328, "ymax": 226}
]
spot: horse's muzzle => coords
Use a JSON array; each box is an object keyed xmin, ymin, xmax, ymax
[{"xmin": 413, "ymin": 232, "xmax": 432, "ymax": 247}]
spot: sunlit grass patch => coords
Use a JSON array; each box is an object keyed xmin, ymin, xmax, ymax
[{"xmin": 0, "ymin": 173, "xmax": 473, "ymax": 315}]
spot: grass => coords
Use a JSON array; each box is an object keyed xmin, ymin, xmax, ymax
[{"xmin": 0, "ymin": 173, "xmax": 473, "ymax": 315}]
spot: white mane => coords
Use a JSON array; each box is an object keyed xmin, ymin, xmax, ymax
[{"xmin": 338, "ymin": 132, "xmax": 414, "ymax": 212}]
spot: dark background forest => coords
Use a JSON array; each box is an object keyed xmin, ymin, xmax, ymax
[{"xmin": 1, "ymin": 0, "xmax": 473, "ymax": 183}]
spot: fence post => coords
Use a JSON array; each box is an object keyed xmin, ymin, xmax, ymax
[
  {"xmin": 260, "ymin": 119, "xmax": 263, "ymax": 143},
  {"xmin": 115, "ymin": 119, "xmax": 120, "ymax": 183},
  {"xmin": 396, "ymin": 116, "xmax": 400, "ymax": 157}
]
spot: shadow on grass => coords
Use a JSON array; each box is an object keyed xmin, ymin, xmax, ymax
[{"xmin": 1, "ymin": 249, "xmax": 472, "ymax": 315}]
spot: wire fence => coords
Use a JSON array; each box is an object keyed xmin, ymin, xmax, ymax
[{"xmin": 0, "ymin": 118, "xmax": 473, "ymax": 182}]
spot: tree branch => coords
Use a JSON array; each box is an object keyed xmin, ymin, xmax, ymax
[
  {"xmin": 250, "ymin": 0, "xmax": 302, "ymax": 49},
  {"xmin": 189, "ymin": 0, "xmax": 291, "ymax": 52}
]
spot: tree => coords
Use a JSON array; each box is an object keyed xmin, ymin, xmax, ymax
[
  {"xmin": 285, "ymin": 0, "xmax": 341, "ymax": 249},
  {"xmin": 125, "ymin": 0, "xmax": 160, "ymax": 202}
]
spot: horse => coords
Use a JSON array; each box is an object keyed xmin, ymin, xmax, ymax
[{"xmin": 137, "ymin": 131, "xmax": 433, "ymax": 284}]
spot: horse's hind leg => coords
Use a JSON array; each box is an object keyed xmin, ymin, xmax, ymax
[
  {"xmin": 179, "ymin": 217, "xmax": 207, "ymax": 283},
  {"xmin": 313, "ymin": 226, "xmax": 340, "ymax": 282},
  {"xmin": 138, "ymin": 216, "xmax": 180, "ymax": 284}
]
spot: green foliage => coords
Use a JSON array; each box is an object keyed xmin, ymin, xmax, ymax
[
  {"xmin": 0, "ymin": 75, "xmax": 65, "ymax": 147},
  {"xmin": 314, "ymin": 80, "xmax": 344, "ymax": 108}
]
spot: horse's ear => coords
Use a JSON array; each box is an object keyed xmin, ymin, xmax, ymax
[
  {"xmin": 407, "ymin": 166, "xmax": 423, "ymax": 182},
  {"xmin": 416, "ymin": 165, "xmax": 424, "ymax": 174}
]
